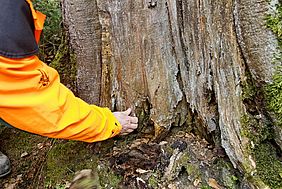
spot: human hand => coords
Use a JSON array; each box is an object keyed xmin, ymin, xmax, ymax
[{"xmin": 113, "ymin": 108, "xmax": 138, "ymax": 135}]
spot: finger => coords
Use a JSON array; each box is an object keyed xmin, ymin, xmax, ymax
[
  {"xmin": 123, "ymin": 108, "xmax": 132, "ymax": 116},
  {"xmin": 120, "ymin": 129, "xmax": 133, "ymax": 135},
  {"xmin": 120, "ymin": 127, "xmax": 136, "ymax": 135},
  {"xmin": 125, "ymin": 129, "xmax": 134, "ymax": 133},
  {"xmin": 120, "ymin": 132, "xmax": 128, "ymax": 136},
  {"xmin": 129, "ymin": 123, "xmax": 138, "ymax": 129},
  {"xmin": 124, "ymin": 123, "xmax": 137, "ymax": 130},
  {"xmin": 130, "ymin": 116, "xmax": 138, "ymax": 124},
  {"xmin": 120, "ymin": 132, "xmax": 130, "ymax": 136}
]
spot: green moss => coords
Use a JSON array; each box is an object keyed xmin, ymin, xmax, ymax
[
  {"xmin": 239, "ymin": 2, "xmax": 282, "ymax": 188},
  {"xmin": 200, "ymin": 185, "xmax": 212, "ymax": 189},
  {"xmin": 97, "ymin": 164, "xmax": 122, "ymax": 188},
  {"xmin": 241, "ymin": 74, "xmax": 257, "ymax": 101},
  {"xmin": 45, "ymin": 140, "xmax": 98, "ymax": 186},
  {"xmin": 45, "ymin": 140, "xmax": 122, "ymax": 188},
  {"xmin": 171, "ymin": 153, "xmax": 201, "ymax": 182},
  {"xmin": 53, "ymin": 184, "xmax": 68, "ymax": 189},
  {"xmin": 0, "ymin": 129, "xmax": 47, "ymax": 160},
  {"xmin": 240, "ymin": 69, "xmax": 271, "ymax": 145},
  {"xmin": 266, "ymin": 70, "xmax": 282, "ymax": 127},
  {"xmin": 240, "ymin": 112, "xmax": 282, "ymax": 188},
  {"xmin": 241, "ymin": 113, "xmax": 282, "ymax": 187},
  {"xmin": 266, "ymin": 2, "xmax": 282, "ymax": 128},
  {"xmin": 266, "ymin": 3, "xmax": 282, "ymax": 47},
  {"xmin": 213, "ymin": 159, "xmax": 239, "ymax": 189},
  {"xmin": 240, "ymin": 5, "xmax": 282, "ymax": 179},
  {"xmin": 240, "ymin": 114, "xmax": 271, "ymax": 144},
  {"xmin": 253, "ymin": 143, "xmax": 282, "ymax": 189},
  {"xmin": 185, "ymin": 163, "xmax": 200, "ymax": 179},
  {"xmin": 49, "ymin": 36, "xmax": 77, "ymax": 92},
  {"xmin": 148, "ymin": 174, "xmax": 159, "ymax": 188}
]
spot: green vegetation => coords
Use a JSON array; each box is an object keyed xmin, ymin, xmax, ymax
[
  {"xmin": 45, "ymin": 140, "xmax": 122, "ymax": 188},
  {"xmin": 148, "ymin": 172, "xmax": 160, "ymax": 188},
  {"xmin": 45, "ymin": 141, "xmax": 97, "ymax": 186},
  {"xmin": 241, "ymin": 72, "xmax": 257, "ymax": 101},
  {"xmin": 97, "ymin": 163, "xmax": 122, "ymax": 188},
  {"xmin": 240, "ymin": 2, "xmax": 282, "ymax": 188},
  {"xmin": 33, "ymin": 0, "xmax": 77, "ymax": 91},
  {"xmin": 240, "ymin": 114, "xmax": 271, "ymax": 145},
  {"xmin": 259, "ymin": 4, "xmax": 282, "ymax": 186},
  {"xmin": 1, "ymin": 130, "xmax": 46, "ymax": 160},
  {"xmin": 253, "ymin": 143, "xmax": 282, "ymax": 188},
  {"xmin": 49, "ymin": 36, "xmax": 77, "ymax": 92},
  {"xmin": 266, "ymin": 2, "xmax": 282, "ymax": 127},
  {"xmin": 266, "ymin": 4, "xmax": 282, "ymax": 47},
  {"xmin": 240, "ymin": 81, "xmax": 282, "ymax": 188},
  {"xmin": 266, "ymin": 69, "xmax": 282, "ymax": 127},
  {"xmin": 33, "ymin": 0, "xmax": 63, "ymax": 64},
  {"xmin": 200, "ymin": 185, "xmax": 212, "ymax": 189},
  {"xmin": 214, "ymin": 160, "xmax": 239, "ymax": 189}
]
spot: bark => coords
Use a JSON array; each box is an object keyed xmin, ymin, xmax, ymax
[
  {"xmin": 61, "ymin": 0, "xmax": 102, "ymax": 104},
  {"xmin": 61, "ymin": 0, "xmax": 281, "ymax": 188}
]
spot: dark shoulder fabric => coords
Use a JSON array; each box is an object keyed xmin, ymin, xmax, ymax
[{"xmin": 0, "ymin": 0, "xmax": 38, "ymax": 58}]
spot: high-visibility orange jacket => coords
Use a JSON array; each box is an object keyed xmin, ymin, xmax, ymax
[{"xmin": 0, "ymin": 0, "xmax": 122, "ymax": 142}]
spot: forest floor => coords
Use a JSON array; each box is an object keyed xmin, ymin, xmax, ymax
[{"xmin": 0, "ymin": 126, "xmax": 242, "ymax": 189}]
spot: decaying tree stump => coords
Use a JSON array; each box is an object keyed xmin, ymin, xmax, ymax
[{"xmin": 61, "ymin": 0, "xmax": 282, "ymax": 188}]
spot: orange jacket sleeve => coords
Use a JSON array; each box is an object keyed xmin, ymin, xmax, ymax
[{"xmin": 0, "ymin": 55, "xmax": 122, "ymax": 142}]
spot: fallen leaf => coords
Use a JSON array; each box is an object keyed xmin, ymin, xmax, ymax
[
  {"xmin": 249, "ymin": 155, "xmax": 256, "ymax": 169},
  {"xmin": 159, "ymin": 141, "xmax": 168, "ymax": 145},
  {"xmin": 168, "ymin": 183, "xmax": 177, "ymax": 189},
  {"xmin": 136, "ymin": 177, "xmax": 145, "ymax": 183},
  {"xmin": 208, "ymin": 178, "xmax": 222, "ymax": 189},
  {"xmin": 193, "ymin": 178, "xmax": 201, "ymax": 186},
  {"xmin": 136, "ymin": 168, "xmax": 150, "ymax": 174},
  {"xmin": 37, "ymin": 143, "xmax": 44, "ymax": 149},
  {"xmin": 20, "ymin": 152, "xmax": 28, "ymax": 158}
]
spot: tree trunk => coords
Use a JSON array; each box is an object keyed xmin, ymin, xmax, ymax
[
  {"xmin": 61, "ymin": 0, "xmax": 281, "ymax": 188},
  {"xmin": 61, "ymin": 0, "xmax": 102, "ymax": 104}
]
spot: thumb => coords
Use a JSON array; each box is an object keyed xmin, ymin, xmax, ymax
[{"xmin": 123, "ymin": 108, "xmax": 132, "ymax": 115}]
